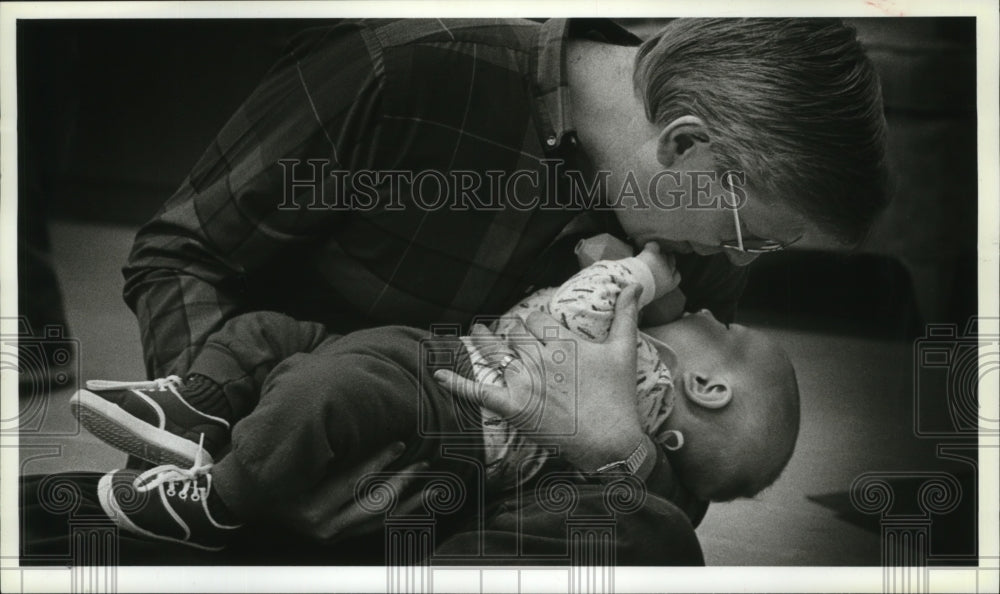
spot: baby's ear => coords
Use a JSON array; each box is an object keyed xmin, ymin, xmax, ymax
[{"xmin": 682, "ymin": 371, "xmax": 733, "ymax": 409}]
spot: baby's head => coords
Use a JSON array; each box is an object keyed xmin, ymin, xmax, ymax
[{"xmin": 643, "ymin": 310, "xmax": 800, "ymax": 502}]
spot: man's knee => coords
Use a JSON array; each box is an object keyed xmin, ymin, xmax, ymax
[
  {"xmin": 622, "ymin": 493, "xmax": 705, "ymax": 565},
  {"xmin": 565, "ymin": 484, "xmax": 705, "ymax": 565},
  {"xmin": 442, "ymin": 483, "xmax": 704, "ymax": 565}
]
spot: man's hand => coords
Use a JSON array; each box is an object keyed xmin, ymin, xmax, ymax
[
  {"xmin": 278, "ymin": 442, "xmax": 427, "ymax": 543},
  {"xmin": 435, "ymin": 284, "xmax": 647, "ymax": 472}
]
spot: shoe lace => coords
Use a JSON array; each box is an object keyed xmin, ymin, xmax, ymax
[
  {"xmin": 86, "ymin": 374, "xmax": 185, "ymax": 392},
  {"xmin": 152, "ymin": 375, "xmax": 184, "ymax": 398},
  {"xmin": 134, "ymin": 434, "xmax": 213, "ymax": 502}
]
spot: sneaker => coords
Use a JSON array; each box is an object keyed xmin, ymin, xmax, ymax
[
  {"xmin": 70, "ymin": 375, "xmax": 230, "ymax": 466},
  {"xmin": 98, "ymin": 443, "xmax": 240, "ymax": 551}
]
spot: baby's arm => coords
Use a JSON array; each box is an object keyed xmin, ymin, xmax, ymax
[{"xmin": 549, "ymin": 242, "xmax": 680, "ymax": 342}]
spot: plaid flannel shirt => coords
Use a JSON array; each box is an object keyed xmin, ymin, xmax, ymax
[{"xmin": 124, "ymin": 17, "xmax": 746, "ymax": 384}]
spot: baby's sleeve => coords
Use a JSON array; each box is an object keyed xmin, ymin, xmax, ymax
[{"xmin": 548, "ymin": 257, "xmax": 657, "ymax": 342}]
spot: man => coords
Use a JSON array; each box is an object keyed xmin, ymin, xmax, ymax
[{"xmin": 95, "ymin": 17, "xmax": 886, "ymax": 563}]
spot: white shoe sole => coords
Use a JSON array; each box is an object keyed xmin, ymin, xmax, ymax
[{"xmin": 71, "ymin": 389, "xmax": 214, "ymax": 467}]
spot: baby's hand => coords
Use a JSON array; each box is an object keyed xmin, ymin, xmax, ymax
[{"xmin": 636, "ymin": 242, "xmax": 681, "ymax": 297}]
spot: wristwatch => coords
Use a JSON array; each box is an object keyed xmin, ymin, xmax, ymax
[{"xmin": 588, "ymin": 438, "xmax": 650, "ymax": 482}]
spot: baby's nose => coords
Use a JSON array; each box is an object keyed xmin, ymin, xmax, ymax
[
  {"xmin": 684, "ymin": 309, "xmax": 716, "ymax": 320},
  {"xmin": 724, "ymin": 250, "xmax": 760, "ymax": 267}
]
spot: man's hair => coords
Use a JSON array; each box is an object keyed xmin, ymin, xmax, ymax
[{"xmin": 634, "ymin": 18, "xmax": 890, "ymax": 246}]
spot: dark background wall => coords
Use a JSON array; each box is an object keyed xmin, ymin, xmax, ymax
[
  {"xmin": 17, "ymin": 18, "xmax": 979, "ymax": 337},
  {"xmin": 18, "ymin": 19, "xmax": 317, "ymax": 225}
]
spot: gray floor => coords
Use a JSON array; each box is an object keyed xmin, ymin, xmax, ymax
[{"xmin": 18, "ymin": 220, "xmax": 970, "ymax": 566}]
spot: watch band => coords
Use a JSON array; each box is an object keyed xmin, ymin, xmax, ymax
[
  {"xmin": 592, "ymin": 438, "xmax": 650, "ymax": 477},
  {"xmin": 624, "ymin": 437, "xmax": 650, "ymax": 474}
]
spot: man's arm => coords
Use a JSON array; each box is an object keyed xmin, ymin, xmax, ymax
[
  {"xmin": 546, "ymin": 251, "xmax": 707, "ymax": 515},
  {"xmin": 123, "ymin": 22, "xmax": 384, "ymax": 377}
]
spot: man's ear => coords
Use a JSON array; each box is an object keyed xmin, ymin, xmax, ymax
[
  {"xmin": 657, "ymin": 115, "xmax": 710, "ymax": 168},
  {"xmin": 682, "ymin": 370, "xmax": 733, "ymax": 409}
]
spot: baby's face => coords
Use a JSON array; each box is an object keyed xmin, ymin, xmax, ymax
[
  {"xmin": 642, "ymin": 310, "xmax": 799, "ymax": 500},
  {"xmin": 643, "ymin": 309, "xmax": 758, "ymax": 371}
]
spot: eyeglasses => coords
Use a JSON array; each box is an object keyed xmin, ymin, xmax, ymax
[{"xmin": 720, "ymin": 195, "xmax": 802, "ymax": 254}]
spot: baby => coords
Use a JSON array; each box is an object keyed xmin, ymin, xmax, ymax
[
  {"xmin": 470, "ymin": 236, "xmax": 800, "ymax": 502},
  {"xmin": 72, "ymin": 237, "xmax": 799, "ymax": 550}
]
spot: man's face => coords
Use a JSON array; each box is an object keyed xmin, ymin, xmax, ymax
[{"xmin": 613, "ymin": 146, "xmax": 810, "ymax": 266}]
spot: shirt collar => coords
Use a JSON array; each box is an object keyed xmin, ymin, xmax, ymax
[{"xmin": 533, "ymin": 18, "xmax": 643, "ymax": 149}]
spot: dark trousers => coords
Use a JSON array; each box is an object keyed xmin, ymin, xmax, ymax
[{"xmin": 189, "ymin": 314, "xmax": 484, "ymax": 516}]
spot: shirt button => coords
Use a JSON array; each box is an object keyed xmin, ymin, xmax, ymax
[{"xmin": 546, "ymin": 136, "xmax": 558, "ymax": 147}]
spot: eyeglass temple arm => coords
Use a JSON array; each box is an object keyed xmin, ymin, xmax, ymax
[{"xmin": 729, "ymin": 191, "xmax": 744, "ymax": 251}]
